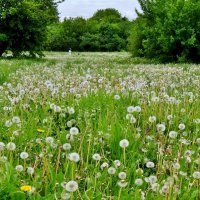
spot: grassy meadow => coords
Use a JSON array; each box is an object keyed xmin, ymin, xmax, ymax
[{"xmin": 0, "ymin": 52, "xmax": 200, "ymax": 200}]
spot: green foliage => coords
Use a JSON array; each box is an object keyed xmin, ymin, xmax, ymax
[
  {"xmin": 129, "ymin": 0, "xmax": 200, "ymax": 63},
  {"xmin": 90, "ymin": 8, "xmax": 123, "ymax": 23},
  {"xmin": 46, "ymin": 9, "xmax": 132, "ymax": 52},
  {"xmin": 0, "ymin": 0, "xmax": 62, "ymax": 57},
  {"xmin": 128, "ymin": 17, "xmax": 147, "ymax": 57}
]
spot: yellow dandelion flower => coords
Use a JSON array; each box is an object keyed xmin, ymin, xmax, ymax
[
  {"xmin": 20, "ymin": 185, "xmax": 32, "ymax": 192},
  {"xmin": 37, "ymin": 128, "xmax": 45, "ymax": 133}
]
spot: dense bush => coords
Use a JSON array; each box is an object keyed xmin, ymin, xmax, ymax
[{"xmin": 129, "ymin": 0, "xmax": 200, "ymax": 63}]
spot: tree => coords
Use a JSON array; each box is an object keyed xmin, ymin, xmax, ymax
[
  {"xmin": 81, "ymin": 9, "xmax": 131, "ymax": 51},
  {"xmin": 129, "ymin": 0, "xmax": 200, "ymax": 63},
  {"xmin": 46, "ymin": 8, "xmax": 132, "ymax": 52},
  {"xmin": 36, "ymin": 0, "xmax": 65, "ymax": 23},
  {"xmin": 0, "ymin": 0, "xmax": 63, "ymax": 57},
  {"xmin": 90, "ymin": 8, "xmax": 122, "ymax": 23}
]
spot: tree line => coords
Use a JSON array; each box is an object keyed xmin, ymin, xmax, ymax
[
  {"xmin": 1, "ymin": 0, "xmax": 200, "ymax": 63},
  {"xmin": 46, "ymin": 9, "xmax": 132, "ymax": 52},
  {"xmin": 0, "ymin": 1, "xmax": 133, "ymax": 57}
]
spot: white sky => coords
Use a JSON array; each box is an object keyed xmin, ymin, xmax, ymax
[{"xmin": 58, "ymin": 0, "xmax": 141, "ymax": 21}]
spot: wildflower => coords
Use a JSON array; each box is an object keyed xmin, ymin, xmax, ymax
[
  {"xmin": 95, "ymin": 172, "xmax": 101, "ymax": 178},
  {"xmin": 50, "ymin": 143, "xmax": 58, "ymax": 149},
  {"xmin": 37, "ymin": 128, "xmax": 45, "ymax": 133},
  {"xmin": 193, "ymin": 171, "xmax": 200, "ymax": 179},
  {"xmin": 173, "ymin": 163, "xmax": 180, "ymax": 170},
  {"xmin": 108, "ymin": 167, "xmax": 116, "ymax": 175},
  {"xmin": 117, "ymin": 180, "xmax": 128, "ymax": 188},
  {"xmin": 66, "ymin": 121, "xmax": 73, "ymax": 127},
  {"xmin": 68, "ymin": 107, "xmax": 75, "ymax": 114},
  {"xmin": 135, "ymin": 178, "xmax": 143, "ymax": 186},
  {"xmin": 146, "ymin": 161, "xmax": 155, "ymax": 168},
  {"xmin": 157, "ymin": 124, "xmax": 166, "ymax": 132},
  {"xmin": 135, "ymin": 106, "xmax": 141, "ymax": 112},
  {"xmin": 127, "ymin": 106, "xmax": 135, "ymax": 113},
  {"xmin": 149, "ymin": 116, "xmax": 156, "ymax": 123},
  {"xmin": 45, "ymin": 137, "xmax": 54, "ymax": 144},
  {"xmin": 151, "ymin": 183, "xmax": 160, "ymax": 191},
  {"xmin": 119, "ymin": 139, "xmax": 129, "ymax": 148},
  {"xmin": 0, "ymin": 142, "xmax": 5, "ymax": 151},
  {"xmin": 179, "ymin": 171, "xmax": 187, "ymax": 176},
  {"xmin": 20, "ymin": 152, "xmax": 29, "ymax": 159},
  {"xmin": 20, "ymin": 185, "xmax": 32, "ymax": 192},
  {"xmin": 62, "ymin": 143, "xmax": 71, "ymax": 150},
  {"xmin": 27, "ymin": 167, "xmax": 34, "ymax": 175},
  {"xmin": 136, "ymin": 168, "xmax": 144, "ymax": 175},
  {"xmin": 148, "ymin": 175, "xmax": 157, "ymax": 184},
  {"xmin": 178, "ymin": 123, "xmax": 185, "ymax": 130},
  {"xmin": 101, "ymin": 162, "xmax": 109, "ymax": 170},
  {"xmin": 28, "ymin": 187, "xmax": 36, "ymax": 195},
  {"xmin": 161, "ymin": 185, "xmax": 169, "ymax": 194},
  {"xmin": 36, "ymin": 138, "xmax": 42, "ymax": 144},
  {"xmin": 180, "ymin": 108, "xmax": 185, "ymax": 113},
  {"xmin": 61, "ymin": 192, "xmax": 71, "ymax": 200},
  {"xmin": 61, "ymin": 182, "xmax": 67, "ymax": 189},
  {"xmin": 65, "ymin": 180, "xmax": 78, "ymax": 192},
  {"xmin": 167, "ymin": 115, "xmax": 173, "ymax": 120},
  {"xmin": 130, "ymin": 116, "xmax": 136, "ymax": 124},
  {"xmin": 13, "ymin": 130, "xmax": 19, "ymax": 136},
  {"xmin": 118, "ymin": 172, "xmax": 126, "ymax": 180},
  {"xmin": 114, "ymin": 160, "xmax": 121, "ymax": 167},
  {"xmin": 5, "ymin": 120, "xmax": 12, "ymax": 127},
  {"xmin": 92, "ymin": 153, "xmax": 101, "ymax": 161},
  {"xmin": 114, "ymin": 94, "xmax": 120, "ymax": 100},
  {"xmin": 169, "ymin": 131, "xmax": 177, "ymax": 139},
  {"xmin": 12, "ymin": 116, "xmax": 21, "ymax": 124},
  {"xmin": 151, "ymin": 97, "xmax": 159, "ymax": 102},
  {"xmin": 54, "ymin": 106, "xmax": 61, "ymax": 113},
  {"xmin": 15, "ymin": 165, "xmax": 24, "ymax": 172},
  {"xmin": 69, "ymin": 127, "xmax": 79, "ymax": 136},
  {"xmin": 194, "ymin": 158, "xmax": 200, "ymax": 165},
  {"xmin": 69, "ymin": 152, "xmax": 80, "ymax": 162},
  {"xmin": 6, "ymin": 142, "xmax": 16, "ymax": 151}
]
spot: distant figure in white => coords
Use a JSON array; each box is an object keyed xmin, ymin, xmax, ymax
[{"xmin": 68, "ymin": 48, "xmax": 72, "ymax": 55}]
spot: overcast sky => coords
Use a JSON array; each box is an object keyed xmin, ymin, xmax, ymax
[{"xmin": 58, "ymin": 0, "xmax": 140, "ymax": 21}]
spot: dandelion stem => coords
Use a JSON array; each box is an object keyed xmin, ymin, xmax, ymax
[
  {"xmin": 118, "ymin": 188, "xmax": 122, "ymax": 200},
  {"xmin": 123, "ymin": 148, "xmax": 126, "ymax": 166}
]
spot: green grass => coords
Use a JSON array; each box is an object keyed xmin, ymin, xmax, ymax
[{"xmin": 0, "ymin": 52, "xmax": 200, "ymax": 200}]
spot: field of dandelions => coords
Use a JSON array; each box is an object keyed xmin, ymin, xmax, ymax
[{"xmin": 0, "ymin": 52, "xmax": 200, "ymax": 200}]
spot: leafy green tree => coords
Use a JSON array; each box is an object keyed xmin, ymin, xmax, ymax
[
  {"xmin": 90, "ymin": 8, "xmax": 122, "ymax": 23},
  {"xmin": 0, "ymin": 0, "xmax": 63, "ymax": 57},
  {"xmin": 81, "ymin": 9, "xmax": 131, "ymax": 51},
  {"xmin": 36, "ymin": 0, "xmax": 65, "ymax": 22},
  {"xmin": 129, "ymin": 0, "xmax": 200, "ymax": 63},
  {"xmin": 46, "ymin": 23, "xmax": 66, "ymax": 51}
]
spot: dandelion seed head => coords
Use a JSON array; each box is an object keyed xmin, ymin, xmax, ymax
[
  {"xmin": 108, "ymin": 167, "xmax": 116, "ymax": 175},
  {"xmin": 69, "ymin": 127, "xmax": 79, "ymax": 136},
  {"xmin": 135, "ymin": 178, "xmax": 143, "ymax": 186},
  {"xmin": 118, "ymin": 172, "xmax": 126, "ymax": 180},
  {"xmin": 119, "ymin": 139, "xmax": 129, "ymax": 148},
  {"xmin": 65, "ymin": 180, "xmax": 78, "ymax": 192},
  {"xmin": 146, "ymin": 161, "xmax": 155, "ymax": 168},
  {"xmin": 69, "ymin": 152, "xmax": 80, "ymax": 162},
  {"xmin": 20, "ymin": 152, "xmax": 29, "ymax": 159},
  {"xmin": 6, "ymin": 142, "xmax": 16, "ymax": 151}
]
